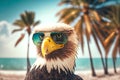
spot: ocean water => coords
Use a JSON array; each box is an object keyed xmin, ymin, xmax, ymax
[{"xmin": 0, "ymin": 58, "xmax": 120, "ymax": 71}]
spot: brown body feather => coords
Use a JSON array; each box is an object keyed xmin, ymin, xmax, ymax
[{"xmin": 25, "ymin": 66, "xmax": 83, "ymax": 80}]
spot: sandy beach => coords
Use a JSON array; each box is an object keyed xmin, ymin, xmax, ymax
[
  {"xmin": 0, "ymin": 69, "xmax": 120, "ymax": 80},
  {"xmin": 77, "ymin": 68, "xmax": 120, "ymax": 80},
  {"xmin": 0, "ymin": 70, "xmax": 25, "ymax": 80}
]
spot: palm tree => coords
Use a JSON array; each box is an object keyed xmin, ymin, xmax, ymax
[
  {"xmin": 57, "ymin": 0, "xmax": 109, "ymax": 76},
  {"xmin": 103, "ymin": 5, "xmax": 120, "ymax": 73},
  {"xmin": 12, "ymin": 11, "xmax": 40, "ymax": 73}
]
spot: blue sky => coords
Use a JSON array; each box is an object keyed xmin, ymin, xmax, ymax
[
  {"xmin": 0, "ymin": 0, "xmax": 115, "ymax": 58},
  {"xmin": 0, "ymin": 0, "xmax": 64, "ymax": 58},
  {"xmin": 0, "ymin": 0, "xmax": 62, "ymax": 23}
]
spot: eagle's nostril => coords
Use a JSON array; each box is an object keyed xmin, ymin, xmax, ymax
[
  {"xmin": 46, "ymin": 49, "xmax": 48, "ymax": 52},
  {"xmin": 52, "ymin": 46, "xmax": 54, "ymax": 48},
  {"xmin": 47, "ymin": 39, "xmax": 51, "ymax": 42}
]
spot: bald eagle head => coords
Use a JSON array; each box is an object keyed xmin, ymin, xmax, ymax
[{"xmin": 31, "ymin": 23, "xmax": 78, "ymax": 73}]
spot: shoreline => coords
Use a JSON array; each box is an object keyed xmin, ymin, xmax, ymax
[{"xmin": 0, "ymin": 68, "xmax": 120, "ymax": 80}]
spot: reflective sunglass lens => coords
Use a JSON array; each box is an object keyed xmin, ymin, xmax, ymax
[
  {"xmin": 51, "ymin": 32, "xmax": 67, "ymax": 44},
  {"xmin": 32, "ymin": 32, "xmax": 44, "ymax": 45}
]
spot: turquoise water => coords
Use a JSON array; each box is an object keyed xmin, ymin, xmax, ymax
[{"xmin": 0, "ymin": 58, "xmax": 120, "ymax": 71}]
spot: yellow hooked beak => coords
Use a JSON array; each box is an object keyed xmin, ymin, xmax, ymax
[{"xmin": 41, "ymin": 37, "xmax": 64, "ymax": 57}]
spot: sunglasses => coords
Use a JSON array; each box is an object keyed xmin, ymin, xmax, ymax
[{"xmin": 32, "ymin": 32, "xmax": 68, "ymax": 46}]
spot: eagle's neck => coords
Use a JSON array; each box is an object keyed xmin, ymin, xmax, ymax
[{"xmin": 31, "ymin": 54, "xmax": 76, "ymax": 73}]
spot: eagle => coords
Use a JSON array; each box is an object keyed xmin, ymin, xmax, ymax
[{"xmin": 25, "ymin": 23, "xmax": 83, "ymax": 80}]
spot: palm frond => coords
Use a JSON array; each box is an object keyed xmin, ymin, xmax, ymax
[
  {"xmin": 33, "ymin": 21, "xmax": 40, "ymax": 27},
  {"xmin": 15, "ymin": 34, "xmax": 25, "ymax": 47},
  {"xmin": 56, "ymin": 8, "xmax": 70, "ymax": 16},
  {"xmin": 103, "ymin": 5, "xmax": 120, "ymax": 28},
  {"xmin": 110, "ymin": 5, "xmax": 120, "ymax": 25},
  {"xmin": 57, "ymin": 8, "xmax": 80, "ymax": 22},
  {"xmin": 83, "ymin": 14, "xmax": 92, "ymax": 40},
  {"xmin": 91, "ymin": 10, "xmax": 101, "ymax": 22},
  {"xmin": 25, "ymin": 11, "xmax": 35, "ymax": 26},
  {"xmin": 13, "ymin": 20, "xmax": 26, "ymax": 28},
  {"xmin": 12, "ymin": 28, "xmax": 23, "ymax": 34},
  {"xmin": 21, "ymin": 13, "xmax": 29, "ymax": 26},
  {"xmin": 74, "ymin": 17, "xmax": 84, "ymax": 53},
  {"xmin": 104, "ymin": 31, "xmax": 116, "ymax": 48},
  {"xmin": 58, "ymin": 0, "xmax": 71, "ymax": 6},
  {"xmin": 58, "ymin": 0, "xmax": 85, "ymax": 6},
  {"xmin": 60, "ymin": 9, "xmax": 80, "ymax": 24}
]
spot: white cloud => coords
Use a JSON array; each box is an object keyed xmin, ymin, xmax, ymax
[
  {"xmin": 0, "ymin": 21, "xmax": 37, "ymax": 58},
  {"xmin": 0, "ymin": 21, "xmax": 11, "ymax": 44},
  {"xmin": 0, "ymin": 21, "xmax": 12, "ymax": 35}
]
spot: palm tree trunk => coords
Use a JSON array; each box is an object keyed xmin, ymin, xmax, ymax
[
  {"xmin": 87, "ymin": 39, "xmax": 96, "ymax": 76},
  {"xmin": 112, "ymin": 58, "xmax": 117, "ymax": 73},
  {"xmin": 105, "ymin": 56, "xmax": 109, "ymax": 74},
  {"xmin": 99, "ymin": 50, "xmax": 107, "ymax": 74},
  {"xmin": 26, "ymin": 35, "xmax": 31, "ymax": 73},
  {"xmin": 95, "ymin": 40, "xmax": 108, "ymax": 74},
  {"xmin": 92, "ymin": 33, "xmax": 106, "ymax": 74}
]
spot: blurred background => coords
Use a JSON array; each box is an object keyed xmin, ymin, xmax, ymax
[{"xmin": 0, "ymin": 0, "xmax": 120, "ymax": 78}]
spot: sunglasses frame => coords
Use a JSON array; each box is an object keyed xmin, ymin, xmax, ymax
[{"xmin": 32, "ymin": 31, "xmax": 68, "ymax": 46}]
